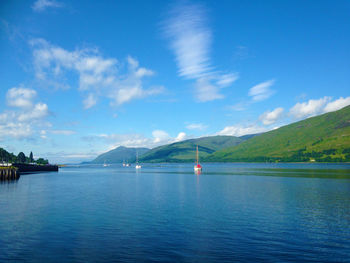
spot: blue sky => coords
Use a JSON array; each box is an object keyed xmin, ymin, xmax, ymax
[{"xmin": 1, "ymin": 0, "xmax": 349, "ymax": 163}]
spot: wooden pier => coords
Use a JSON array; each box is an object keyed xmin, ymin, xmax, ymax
[{"xmin": 0, "ymin": 167, "xmax": 20, "ymax": 180}]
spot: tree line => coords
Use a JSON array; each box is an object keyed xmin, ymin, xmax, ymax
[{"xmin": 0, "ymin": 148, "xmax": 49, "ymax": 165}]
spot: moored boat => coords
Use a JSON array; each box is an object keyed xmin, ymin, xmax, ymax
[{"xmin": 194, "ymin": 145, "xmax": 202, "ymax": 173}]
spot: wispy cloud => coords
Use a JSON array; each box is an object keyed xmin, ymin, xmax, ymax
[
  {"xmin": 164, "ymin": 3, "xmax": 211, "ymax": 79},
  {"xmin": 227, "ymin": 79, "xmax": 276, "ymax": 112},
  {"xmin": 228, "ymin": 101, "xmax": 250, "ymax": 111},
  {"xmin": 259, "ymin": 107, "xmax": 284, "ymax": 125},
  {"xmin": 50, "ymin": 130, "xmax": 76, "ymax": 135},
  {"xmin": 163, "ymin": 3, "xmax": 238, "ymax": 102},
  {"xmin": 186, "ymin": 123, "xmax": 207, "ymax": 131},
  {"xmin": 32, "ymin": 0, "xmax": 63, "ymax": 12},
  {"xmin": 30, "ymin": 39, "xmax": 163, "ymax": 108},
  {"xmin": 248, "ymin": 79, "xmax": 275, "ymax": 102}
]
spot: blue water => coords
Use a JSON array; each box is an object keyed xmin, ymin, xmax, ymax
[{"xmin": 1, "ymin": 163, "xmax": 350, "ymax": 262}]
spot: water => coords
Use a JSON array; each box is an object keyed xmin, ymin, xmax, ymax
[{"xmin": 1, "ymin": 163, "xmax": 350, "ymax": 262}]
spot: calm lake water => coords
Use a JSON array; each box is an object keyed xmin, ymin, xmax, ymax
[{"xmin": 1, "ymin": 163, "xmax": 350, "ymax": 262}]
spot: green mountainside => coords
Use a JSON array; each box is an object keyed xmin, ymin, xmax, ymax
[
  {"xmin": 90, "ymin": 146, "xmax": 150, "ymax": 164},
  {"xmin": 139, "ymin": 135, "xmax": 244, "ymax": 163},
  {"xmin": 206, "ymin": 105, "xmax": 350, "ymax": 162}
]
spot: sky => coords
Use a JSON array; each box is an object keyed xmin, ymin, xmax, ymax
[{"xmin": 0, "ymin": 0, "xmax": 349, "ymax": 163}]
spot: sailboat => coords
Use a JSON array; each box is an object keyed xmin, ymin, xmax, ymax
[
  {"xmin": 194, "ymin": 145, "xmax": 202, "ymax": 173},
  {"xmin": 103, "ymin": 160, "xmax": 109, "ymax": 167},
  {"xmin": 135, "ymin": 151, "xmax": 141, "ymax": 169}
]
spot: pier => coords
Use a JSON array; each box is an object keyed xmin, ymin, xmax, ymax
[
  {"xmin": 12, "ymin": 163, "xmax": 59, "ymax": 173},
  {"xmin": 0, "ymin": 167, "xmax": 20, "ymax": 180}
]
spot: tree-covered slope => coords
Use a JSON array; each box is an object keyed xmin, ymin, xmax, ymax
[
  {"xmin": 206, "ymin": 105, "xmax": 350, "ymax": 162},
  {"xmin": 139, "ymin": 135, "xmax": 244, "ymax": 163},
  {"xmin": 0, "ymin": 147, "xmax": 17, "ymax": 163},
  {"xmin": 90, "ymin": 146, "xmax": 150, "ymax": 164}
]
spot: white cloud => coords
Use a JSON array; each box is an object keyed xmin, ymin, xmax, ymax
[
  {"xmin": 289, "ymin": 97, "xmax": 331, "ymax": 119},
  {"xmin": 30, "ymin": 39, "xmax": 163, "ymax": 108},
  {"xmin": 174, "ymin": 132, "xmax": 187, "ymax": 142},
  {"xmin": 289, "ymin": 96, "xmax": 350, "ymax": 119},
  {"xmin": 152, "ymin": 130, "xmax": 171, "ymax": 143},
  {"xmin": 32, "ymin": 0, "xmax": 63, "ymax": 12},
  {"xmin": 217, "ymin": 124, "xmax": 269, "ymax": 137},
  {"xmin": 248, "ymin": 79, "xmax": 275, "ymax": 102},
  {"xmin": 17, "ymin": 103, "xmax": 49, "ymax": 122},
  {"xmin": 323, "ymin": 96, "xmax": 350, "ymax": 113},
  {"xmin": 186, "ymin": 123, "xmax": 207, "ymax": 131},
  {"xmin": 0, "ymin": 87, "xmax": 50, "ymax": 140},
  {"xmin": 259, "ymin": 107, "xmax": 284, "ymax": 125},
  {"xmin": 164, "ymin": 3, "xmax": 238, "ymax": 102},
  {"xmin": 6, "ymin": 87, "xmax": 37, "ymax": 108}
]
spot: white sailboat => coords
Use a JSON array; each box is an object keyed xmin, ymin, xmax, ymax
[
  {"xmin": 135, "ymin": 151, "xmax": 141, "ymax": 169},
  {"xmin": 194, "ymin": 145, "xmax": 202, "ymax": 173}
]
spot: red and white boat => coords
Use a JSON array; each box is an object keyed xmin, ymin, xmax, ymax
[{"xmin": 194, "ymin": 145, "xmax": 202, "ymax": 173}]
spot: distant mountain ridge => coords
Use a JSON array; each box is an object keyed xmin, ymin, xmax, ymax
[
  {"xmin": 89, "ymin": 146, "xmax": 150, "ymax": 164},
  {"xmin": 139, "ymin": 135, "xmax": 247, "ymax": 163},
  {"xmin": 206, "ymin": 105, "xmax": 350, "ymax": 162},
  {"xmin": 87, "ymin": 106, "xmax": 350, "ymax": 164}
]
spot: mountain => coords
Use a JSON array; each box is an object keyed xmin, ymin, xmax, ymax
[
  {"xmin": 89, "ymin": 146, "xmax": 150, "ymax": 164},
  {"xmin": 206, "ymin": 105, "xmax": 350, "ymax": 162},
  {"xmin": 139, "ymin": 135, "xmax": 245, "ymax": 163}
]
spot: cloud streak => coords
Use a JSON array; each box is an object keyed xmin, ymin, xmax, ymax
[
  {"xmin": 164, "ymin": 3, "xmax": 238, "ymax": 102},
  {"xmin": 164, "ymin": 4, "xmax": 211, "ymax": 79},
  {"xmin": 32, "ymin": 0, "xmax": 63, "ymax": 12},
  {"xmin": 186, "ymin": 123, "xmax": 207, "ymax": 131},
  {"xmin": 248, "ymin": 79, "xmax": 275, "ymax": 102}
]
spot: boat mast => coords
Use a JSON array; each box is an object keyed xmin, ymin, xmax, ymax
[{"xmin": 196, "ymin": 145, "xmax": 199, "ymax": 165}]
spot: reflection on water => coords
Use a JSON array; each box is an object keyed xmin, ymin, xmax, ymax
[{"xmin": 0, "ymin": 163, "xmax": 350, "ymax": 262}]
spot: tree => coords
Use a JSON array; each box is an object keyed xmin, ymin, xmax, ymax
[
  {"xmin": 29, "ymin": 152, "xmax": 34, "ymax": 163},
  {"xmin": 17, "ymin": 152, "xmax": 26, "ymax": 163},
  {"xmin": 36, "ymin": 158, "xmax": 49, "ymax": 165}
]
